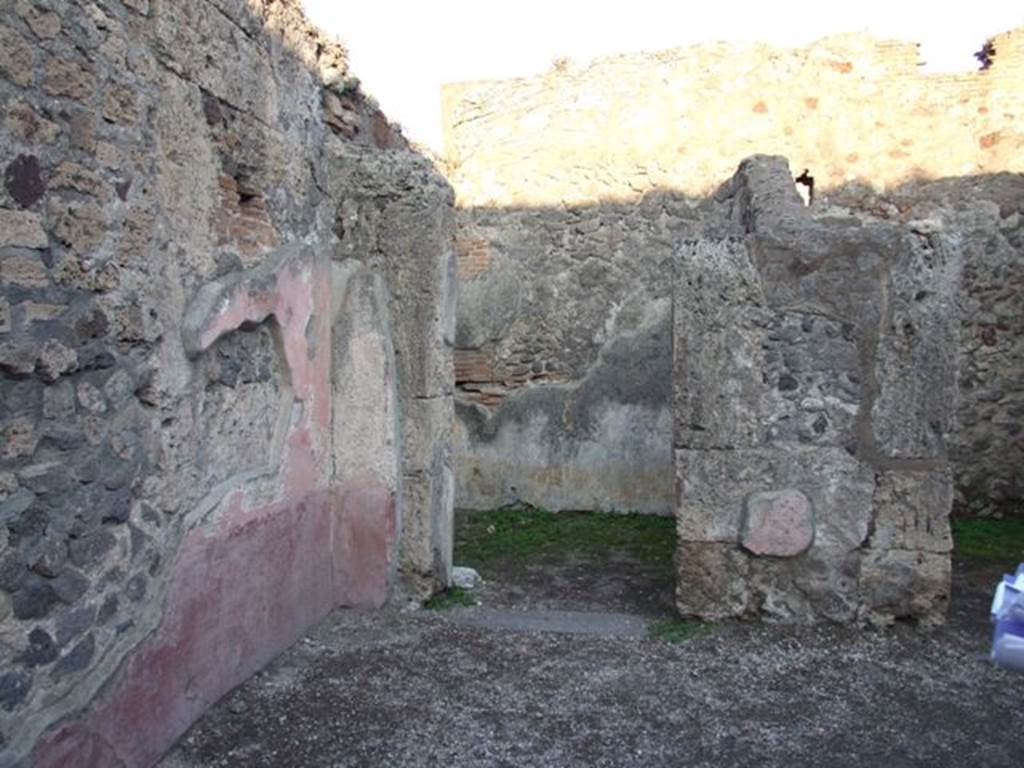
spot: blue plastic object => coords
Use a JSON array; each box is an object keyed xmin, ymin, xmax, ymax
[{"xmin": 991, "ymin": 563, "xmax": 1024, "ymax": 673}]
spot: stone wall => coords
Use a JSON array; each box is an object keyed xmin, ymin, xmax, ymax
[
  {"xmin": 453, "ymin": 196, "xmax": 696, "ymax": 513},
  {"xmin": 445, "ymin": 28, "xmax": 1024, "ymax": 516},
  {"xmin": 0, "ymin": 1, "xmax": 453, "ymax": 765},
  {"xmin": 825, "ymin": 175, "xmax": 1024, "ymax": 515},
  {"xmin": 444, "ymin": 30, "xmax": 1024, "ymax": 205},
  {"xmin": 674, "ymin": 156, "xmax": 959, "ymax": 624}
]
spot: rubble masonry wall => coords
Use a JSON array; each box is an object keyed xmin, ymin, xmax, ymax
[
  {"xmin": 0, "ymin": 1, "xmax": 454, "ymax": 765},
  {"xmin": 445, "ymin": 29, "xmax": 1024, "ymax": 516},
  {"xmin": 674, "ymin": 156, "xmax": 958, "ymax": 624}
]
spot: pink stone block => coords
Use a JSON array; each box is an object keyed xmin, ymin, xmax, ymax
[{"xmin": 740, "ymin": 488, "xmax": 814, "ymax": 557}]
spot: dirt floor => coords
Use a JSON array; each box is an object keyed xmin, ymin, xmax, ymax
[{"xmin": 157, "ymin": 537, "xmax": 1024, "ymax": 768}]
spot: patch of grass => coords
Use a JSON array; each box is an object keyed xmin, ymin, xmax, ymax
[
  {"xmin": 648, "ymin": 617, "xmax": 714, "ymax": 644},
  {"xmin": 952, "ymin": 518, "xmax": 1024, "ymax": 562},
  {"xmin": 454, "ymin": 504, "xmax": 677, "ymax": 572},
  {"xmin": 423, "ymin": 586, "xmax": 477, "ymax": 611}
]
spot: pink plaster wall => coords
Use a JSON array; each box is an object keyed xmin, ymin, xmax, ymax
[
  {"xmin": 33, "ymin": 479, "xmax": 394, "ymax": 768},
  {"xmin": 32, "ymin": 253, "xmax": 398, "ymax": 768}
]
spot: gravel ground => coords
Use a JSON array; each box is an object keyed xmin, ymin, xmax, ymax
[{"xmin": 159, "ymin": 556, "xmax": 1024, "ymax": 768}]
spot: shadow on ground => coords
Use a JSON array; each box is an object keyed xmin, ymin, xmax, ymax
[{"xmin": 159, "ymin": 515, "xmax": 1024, "ymax": 768}]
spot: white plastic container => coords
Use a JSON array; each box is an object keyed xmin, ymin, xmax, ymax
[{"xmin": 991, "ymin": 564, "xmax": 1024, "ymax": 674}]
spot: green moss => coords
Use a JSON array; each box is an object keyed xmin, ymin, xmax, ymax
[
  {"xmin": 423, "ymin": 586, "xmax": 477, "ymax": 611},
  {"xmin": 952, "ymin": 518, "xmax": 1024, "ymax": 562},
  {"xmin": 454, "ymin": 504, "xmax": 676, "ymax": 573},
  {"xmin": 648, "ymin": 617, "xmax": 714, "ymax": 644}
]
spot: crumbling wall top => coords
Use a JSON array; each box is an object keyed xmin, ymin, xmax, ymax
[{"xmin": 442, "ymin": 28, "xmax": 1024, "ymax": 206}]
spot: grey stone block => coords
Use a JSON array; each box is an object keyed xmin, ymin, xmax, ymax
[
  {"xmin": 674, "ymin": 237, "xmax": 770, "ymax": 450},
  {"xmin": 12, "ymin": 578, "xmax": 59, "ymax": 620},
  {"xmin": 871, "ymin": 234, "xmax": 962, "ymax": 460},
  {"xmin": 869, "ymin": 470, "xmax": 953, "ymax": 554},
  {"xmin": 51, "ymin": 634, "xmax": 95, "ymax": 680},
  {"xmin": 56, "ymin": 603, "xmax": 96, "ymax": 646},
  {"xmin": 20, "ymin": 628, "xmax": 58, "ymax": 668},
  {"xmin": 675, "ymin": 541, "xmax": 751, "ymax": 620},
  {"xmin": 858, "ymin": 549, "xmax": 950, "ymax": 626},
  {"xmin": 0, "ymin": 671, "xmax": 32, "ymax": 713}
]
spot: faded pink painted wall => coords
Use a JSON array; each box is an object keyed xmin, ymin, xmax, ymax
[{"xmin": 33, "ymin": 249, "xmax": 400, "ymax": 767}]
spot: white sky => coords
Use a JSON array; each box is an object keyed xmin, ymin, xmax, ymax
[{"xmin": 302, "ymin": 1, "xmax": 1023, "ymax": 151}]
